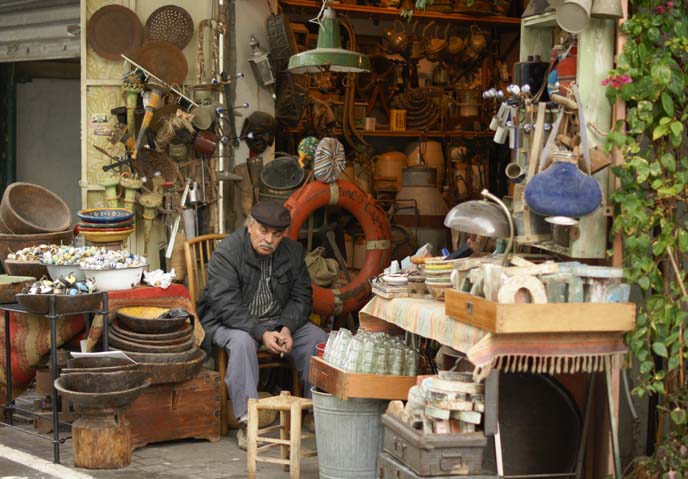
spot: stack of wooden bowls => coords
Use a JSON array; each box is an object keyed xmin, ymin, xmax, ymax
[
  {"xmin": 110, "ymin": 306, "xmax": 206, "ymax": 384},
  {"xmin": 0, "ymin": 183, "xmax": 74, "ymax": 272},
  {"xmin": 77, "ymin": 208, "xmax": 135, "ymax": 244}
]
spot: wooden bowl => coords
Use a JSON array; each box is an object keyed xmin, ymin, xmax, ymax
[
  {"xmin": 108, "ymin": 333, "xmax": 194, "ymax": 353},
  {"xmin": 112, "ymin": 318, "xmax": 192, "ymax": 341},
  {"xmin": 0, "ymin": 275, "xmax": 35, "ymax": 304},
  {"xmin": 3, "ymin": 260, "xmax": 49, "ymax": 280},
  {"xmin": 64, "ymin": 357, "xmax": 139, "ymax": 374},
  {"xmin": 131, "ymin": 347, "xmax": 206, "ymax": 385},
  {"xmin": 16, "ymin": 292, "xmax": 102, "ymax": 315},
  {"xmin": 54, "ymin": 371, "xmax": 149, "ymax": 410},
  {"xmin": 0, "ymin": 230, "xmax": 74, "ymax": 271},
  {"xmin": 116, "ymin": 306, "xmax": 190, "ymax": 334},
  {"xmin": 120, "ymin": 347, "xmax": 199, "ymax": 364},
  {"xmin": 109, "ymin": 326, "xmax": 193, "ymax": 346},
  {"xmin": 0, "ymin": 182, "xmax": 72, "ymax": 234}
]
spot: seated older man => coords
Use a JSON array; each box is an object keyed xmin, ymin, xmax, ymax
[{"xmin": 197, "ymin": 200, "xmax": 327, "ymax": 449}]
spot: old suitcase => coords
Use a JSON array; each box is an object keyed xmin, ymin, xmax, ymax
[
  {"xmin": 382, "ymin": 414, "xmax": 487, "ymax": 476},
  {"xmin": 124, "ymin": 368, "xmax": 221, "ymax": 449},
  {"xmin": 379, "ymin": 452, "xmax": 497, "ymax": 479}
]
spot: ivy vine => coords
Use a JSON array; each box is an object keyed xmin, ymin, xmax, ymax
[{"xmin": 606, "ymin": 0, "xmax": 688, "ymax": 474}]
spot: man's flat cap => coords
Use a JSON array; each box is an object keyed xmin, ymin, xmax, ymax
[{"xmin": 251, "ymin": 200, "xmax": 291, "ymax": 229}]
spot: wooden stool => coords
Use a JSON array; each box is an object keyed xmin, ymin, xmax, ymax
[{"xmin": 247, "ymin": 391, "xmax": 317, "ymax": 479}]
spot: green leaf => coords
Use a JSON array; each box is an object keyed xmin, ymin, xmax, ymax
[
  {"xmin": 671, "ymin": 407, "xmax": 687, "ymax": 425},
  {"xmin": 668, "ymin": 355, "xmax": 680, "ymax": 370},
  {"xmin": 652, "ymin": 381, "xmax": 666, "ymax": 395},
  {"xmin": 651, "ymin": 64, "xmax": 672, "ymax": 86},
  {"xmin": 660, "ymin": 153, "xmax": 676, "ymax": 172},
  {"xmin": 640, "ymin": 360, "xmax": 654, "ymax": 373},
  {"xmin": 639, "ymin": 276, "xmax": 650, "ymax": 290},
  {"xmin": 679, "ymin": 230, "xmax": 688, "ymax": 252},
  {"xmin": 652, "ymin": 342, "xmax": 668, "ymax": 358},
  {"xmin": 661, "ymin": 91, "xmax": 675, "ymax": 117},
  {"xmin": 670, "ymin": 120, "xmax": 684, "ymax": 138},
  {"xmin": 653, "ymin": 123, "xmax": 669, "ymax": 140}
]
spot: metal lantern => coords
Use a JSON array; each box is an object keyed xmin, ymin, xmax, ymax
[{"xmin": 248, "ymin": 34, "xmax": 274, "ymax": 89}]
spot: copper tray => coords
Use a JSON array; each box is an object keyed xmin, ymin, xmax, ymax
[
  {"xmin": 87, "ymin": 5, "xmax": 144, "ymax": 61},
  {"xmin": 144, "ymin": 5, "xmax": 194, "ymax": 50},
  {"xmin": 131, "ymin": 41, "xmax": 188, "ymax": 86}
]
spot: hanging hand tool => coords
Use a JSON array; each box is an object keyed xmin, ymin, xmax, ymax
[
  {"xmin": 165, "ymin": 178, "xmax": 192, "ymax": 259},
  {"xmin": 220, "ymin": 71, "xmax": 242, "ymax": 148}
]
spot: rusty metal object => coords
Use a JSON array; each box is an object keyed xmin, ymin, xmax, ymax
[
  {"xmin": 127, "ymin": 347, "xmax": 206, "ymax": 385},
  {"xmin": 0, "ymin": 183, "xmax": 72, "ymax": 234},
  {"xmin": 86, "ymin": 5, "xmax": 143, "ymax": 61},
  {"xmin": 16, "ymin": 292, "xmax": 102, "ymax": 315},
  {"xmin": 131, "ymin": 41, "xmax": 188, "ymax": 87},
  {"xmin": 54, "ymin": 371, "xmax": 149, "ymax": 410},
  {"xmin": 144, "ymin": 5, "xmax": 194, "ymax": 50}
]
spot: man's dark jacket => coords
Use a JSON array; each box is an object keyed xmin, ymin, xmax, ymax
[{"xmin": 197, "ymin": 229, "xmax": 313, "ymax": 351}]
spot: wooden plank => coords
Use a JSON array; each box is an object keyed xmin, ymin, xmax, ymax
[
  {"xmin": 496, "ymin": 303, "xmax": 636, "ymax": 333},
  {"xmin": 445, "ymin": 290, "xmax": 497, "ymax": 332},
  {"xmin": 309, "ymin": 356, "xmax": 416, "ymax": 401},
  {"xmin": 445, "ymin": 289, "xmax": 636, "ymax": 333}
]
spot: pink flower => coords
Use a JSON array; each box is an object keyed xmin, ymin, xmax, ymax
[
  {"xmin": 602, "ymin": 74, "xmax": 633, "ymax": 89},
  {"xmin": 667, "ymin": 470, "xmax": 676, "ymax": 479},
  {"xmin": 656, "ymin": 5, "xmax": 666, "ymax": 13},
  {"xmin": 667, "ymin": 1, "xmax": 674, "ymax": 8}
]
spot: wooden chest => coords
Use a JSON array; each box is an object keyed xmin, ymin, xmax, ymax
[
  {"xmin": 125, "ymin": 368, "xmax": 221, "ymax": 449},
  {"xmin": 379, "ymin": 452, "xmax": 498, "ymax": 479},
  {"xmin": 382, "ymin": 414, "xmax": 486, "ymax": 476}
]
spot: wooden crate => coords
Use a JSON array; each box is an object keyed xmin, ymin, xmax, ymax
[
  {"xmin": 124, "ymin": 368, "xmax": 221, "ymax": 449},
  {"xmin": 445, "ymin": 289, "xmax": 636, "ymax": 334},
  {"xmin": 309, "ymin": 356, "xmax": 416, "ymax": 401}
]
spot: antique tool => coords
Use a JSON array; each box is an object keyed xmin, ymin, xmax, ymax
[
  {"xmin": 220, "ymin": 71, "xmax": 241, "ymax": 148},
  {"xmin": 98, "ymin": 172, "xmax": 121, "ymax": 208},
  {"xmin": 132, "ymin": 80, "xmax": 168, "ymax": 161},
  {"xmin": 139, "ymin": 191, "xmax": 163, "ymax": 255},
  {"xmin": 122, "ymin": 54, "xmax": 198, "ymax": 108},
  {"xmin": 86, "ymin": 4, "xmax": 143, "ymax": 61},
  {"xmin": 122, "ymin": 73, "xmax": 144, "ymax": 138},
  {"xmin": 196, "ymin": 19, "xmax": 226, "ymax": 103},
  {"xmin": 128, "ymin": 41, "xmax": 188, "ymax": 89},
  {"xmin": 165, "ymin": 179, "xmax": 192, "ymax": 259},
  {"xmin": 119, "ymin": 174, "xmax": 143, "ymax": 213},
  {"xmin": 144, "ymin": 5, "xmax": 194, "ymax": 50}
]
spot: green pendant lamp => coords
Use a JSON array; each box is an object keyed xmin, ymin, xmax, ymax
[{"xmin": 287, "ymin": 3, "xmax": 370, "ymax": 73}]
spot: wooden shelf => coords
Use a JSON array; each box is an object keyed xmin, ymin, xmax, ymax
[
  {"xmin": 279, "ymin": 0, "xmax": 521, "ymax": 27},
  {"xmin": 288, "ymin": 128, "xmax": 493, "ymax": 138}
]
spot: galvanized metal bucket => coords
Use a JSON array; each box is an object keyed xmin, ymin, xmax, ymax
[{"xmin": 312, "ymin": 388, "xmax": 388, "ymax": 479}]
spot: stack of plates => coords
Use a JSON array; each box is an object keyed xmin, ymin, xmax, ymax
[
  {"xmin": 77, "ymin": 208, "xmax": 135, "ymax": 243},
  {"xmin": 424, "ymin": 259, "xmax": 455, "ymax": 301}
]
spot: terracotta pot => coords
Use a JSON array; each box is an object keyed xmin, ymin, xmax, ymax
[{"xmin": 373, "ymin": 151, "xmax": 407, "ymax": 191}]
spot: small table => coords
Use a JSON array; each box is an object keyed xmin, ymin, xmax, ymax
[{"xmin": 0, "ymin": 292, "xmax": 109, "ymax": 464}]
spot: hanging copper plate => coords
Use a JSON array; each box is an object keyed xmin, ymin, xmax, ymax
[
  {"xmin": 86, "ymin": 5, "xmax": 144, "ymax": 62},
  {"xmin": 131, "ymin": 41, "xmax": 188, "ymax": 86},
  {"xmin": 144, "ymin": 5, "xmax": 194, "ymax": 50}
]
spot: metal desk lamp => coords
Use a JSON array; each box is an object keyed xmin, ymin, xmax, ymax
[
  {"xmin": 444, "ymin": 189, "xmax": 515, "ymax": 266},
  {"xmin": 287, "ymin": 1, "xmax": 370, "ymax": 73}
]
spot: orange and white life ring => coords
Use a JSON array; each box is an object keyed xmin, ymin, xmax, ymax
[{"xmin": 285, "ymin": 179, "xmax": 391, "ymax": 316}]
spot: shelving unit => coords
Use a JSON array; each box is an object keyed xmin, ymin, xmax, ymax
[
  {"xmin": 288, "ymin": 128, "xmax": 493, "ymax": 138},
  {"xmin": 279, "ymin": 0, "xmax": 521, "ymax": 27}
]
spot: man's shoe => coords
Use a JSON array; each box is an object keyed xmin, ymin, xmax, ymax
[{"xmin": 236, "ymin": 421, "xmax": 248, "ymax": 451}]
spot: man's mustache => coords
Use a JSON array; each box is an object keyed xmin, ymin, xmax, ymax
[{"xmin": 259, "ymin": 243, "xmax": 275, "ymax": 251}]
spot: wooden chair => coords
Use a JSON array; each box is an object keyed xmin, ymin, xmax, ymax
[{"xmin": 185, "ymin": 233, "xmax": 301, "ymax": 436}]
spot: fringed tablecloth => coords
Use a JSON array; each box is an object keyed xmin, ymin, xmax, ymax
[
  {"xmin": 0, "ymin": 284, "xmax": 204, "ymax": 402},
  {"xmin": 360, "ymin": 296, "xmax": 628, "ymax": 380}
]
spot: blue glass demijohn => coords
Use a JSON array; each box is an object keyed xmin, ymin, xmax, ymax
[{"xmin": 524, "ymin": 150, "xmax": 602, "ymax": 218}]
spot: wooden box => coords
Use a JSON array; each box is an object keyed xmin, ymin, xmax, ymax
[
  {"xmin": 382, "ymin": 414, "xmax": 487, "ymax": 476},
  {"xmin": 124, "ymin": 368, "xmax": 221, "ymax": 449},
  {"xmin": 445, "ymin": 289, "xmax": 636, "ymax": 334},
  {"xmin": 309, "ymin": 356, "xmax": 416, "ymax": 401}
]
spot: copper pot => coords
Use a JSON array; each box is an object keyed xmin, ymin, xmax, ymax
[
  {"xmin": 423, "ymin": 22, "xmax": 448, "ymax": 62},
  {"xmin": 193, "ymin": 131, "xmax": 220, "ymax": 156},
  {"xmin": 447, "ymin": 26, "xmax": 466, "ymax": 56},
  {"xmin": 468, "ymin": 25, "xmax": 487, "ymax": 53}
]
